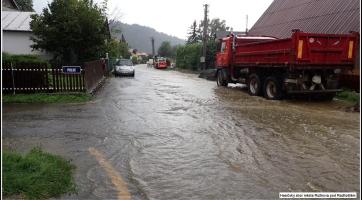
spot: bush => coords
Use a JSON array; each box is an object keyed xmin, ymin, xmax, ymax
[
  {"xmin": 2, "ymin": 53, "xmax": 50, "ymax": 68},
  {"xmin": 103, "ymin": 39, "xmax": 130, "ymax": 59},
  {"xmin": 206, "ymin": 40, "xmax": 218, "ymax": 68},
  {"xmin": 131, "ymin": 56, "xmax": 138, "ymax": 64},
  {"xmin": 336, "ymin": 90, "xmax": 359, "ymax": 104},
  {"xmin": 175, "ymin": 43, "xmax": 202, "ymax": 70}
]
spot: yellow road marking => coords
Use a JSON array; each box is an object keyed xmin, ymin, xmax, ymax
[{"xmin": 88, "ymin": 147, "xmax": 131, "ymax": 200}]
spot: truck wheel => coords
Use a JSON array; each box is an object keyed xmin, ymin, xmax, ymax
[
  {"xmin": 248, "ymin": 73, "xmax": 262, "ymax": 96},
  {"xmin": 217, "ymin": 70, "xmax": 228, "ymax": 87},
  {"xmin": 264, "ymin": 76, "xmax": 283, "ymax": 100}
]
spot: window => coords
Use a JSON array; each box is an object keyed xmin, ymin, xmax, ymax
[
  {"xmin": 116, "ymin": 59, "xmax": 133, "ymax": 66},
  {"xmin": 220, "ymin": 42, "xmax": 226, "ymax": 53}
]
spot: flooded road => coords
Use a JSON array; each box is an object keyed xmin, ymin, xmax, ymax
[{"xmin": 3, "ymin": 64, "xmax": 360, "ymax": 199}]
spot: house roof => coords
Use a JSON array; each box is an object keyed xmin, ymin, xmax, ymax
[
  {"xmin": 249, "ymin": 0, "xmax": 360, "ymax": 38},
  {"xmin": 2, "ymin": 11, "xmax": 36, "ymax": 32}
]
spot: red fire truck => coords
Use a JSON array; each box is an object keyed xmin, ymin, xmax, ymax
[
  {"xmin": 154, "ymin": 57, "xmax": 168, "ymax": 69},
  {"xmin": 215, "ymin": 30, "xmax": 359, "ymax": 100}
]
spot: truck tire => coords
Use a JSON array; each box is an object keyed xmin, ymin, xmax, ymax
[
  {"xmin": 248, "ymin": 73, "xmax": 262, "ymax": 96},
  {"xmin": 217, "ymin": 69, "xmax": 228, "ymax": 87},
  {"xmin": 263, "ymin": 76, "xmax": 283, "ymax": 100}
]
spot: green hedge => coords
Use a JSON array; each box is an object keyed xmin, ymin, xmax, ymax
[
  {"xmin": 175, "ymin": 43, "xmax": 202, "ymax": 70},
  {"xmin": 2, "ymin": 53, "xmax": 50, "ymax": 68}
]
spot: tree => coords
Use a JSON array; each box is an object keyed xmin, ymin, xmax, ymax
[
  {"xmin": 30, "ymin": 0, "xmax": 109, "ymax": 65},
  {"xmin": 131, "ymin": 56, "xmax": 138, "ymax": 64},
  {"xmin": 186, "ymin": 20, "xmax": 201, "ymax": 44},
  {"xmin": 176, "ymin": 43, "xmax": 202, "ymax": 70},
  {"xmin": 102, "ymin": 38, "xmax": 130, "ymax": 59},
  {"xmin": 206, "ymin": 40, "xmax": 218, "ymax": 67},
  {"xmin": 177, "ymin": 18, "xmax": 230, "ymax": 70},
  {"xmin": 199, "ymin": 18, "xmax": 229, "ymax": 68},
  {"xmin": 16, "ymin": 0, "xmax": 33, "ymax": 11},
  {"xmin": 119, "ymin": 41, "xmax": 131, "ymax": 59},
  {"xmin": 208, "ymin": 18, "xmax": 230, "ymax": 40},
  {"xmin": 199, "ymin": 18, "xmax": 230, "ymax": 41},
  {"xmin": 170, "ymin": 45, "xmax": 179, "ymax": 59},
  {"xmin": 158, "ymin": 41, "xmax": 172, "ymax": 58}
]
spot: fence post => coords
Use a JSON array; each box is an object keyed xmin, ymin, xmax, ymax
[
  {"xmin": 10, "ymin": 62, "xmax": 16, "ymax": 95},
  {"xmin": 45, "ymin": 67, "xmax": 49, "ymax": 93}
]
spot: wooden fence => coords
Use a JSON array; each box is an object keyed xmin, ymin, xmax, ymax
[
  {"xmin": 2, "ymin": 60, "xmax": 105, "ymax": 94},
  {"xmin": 83, "ymin": 60, "xmax": 106, "ymax": 91}
]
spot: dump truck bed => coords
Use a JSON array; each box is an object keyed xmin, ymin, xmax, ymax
[{"xmin": 233, "ymin": 31, "xmax": 358, "ymax": 69}]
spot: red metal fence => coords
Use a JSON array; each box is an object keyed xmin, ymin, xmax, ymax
[{"xmin": 2, "ymin": 60, "xmax": 105, "ymax": 94}]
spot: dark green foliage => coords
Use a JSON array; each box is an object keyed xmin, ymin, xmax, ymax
[
  {"xmin": 119, "ymin": 42, "xmax": 131, "ymax": 59},
  {"xmin": 176, "ymin": 43, "xmax": 202, "ymax": 70},
  {"xmin": 3, "ymin": 148, "xmax": 77, "ymax": 199},
  {"xmin": 104, "ymin": 39, "xmax": 131, "ymax": 59},
  {"xmin": 208, "ymin": 18, "xmax": 230, "ymax": 40},
  {"xmin": 158, "ymin": 41, "xmax": 173, "ymax": 58},
  {"xmin": 2, "ymin": 53, "xmax": 50, "ymax": 68},
  {"xmin": 131, "ymin": 56, "xmax": 138, "ymax": 64},
  {"xmin": 205, "ymin": 40, "xmax": 219, "ymax": 68},
  {"xmin": 336, "ymin": 90, "xmax": 360, "ymax": 104},
  {"xmin": 187, "ymin": 20, "xmax": 201, "ymax": 44},
  {"xmin": 16, "ymin": 0, "xmax": 33, "ymax": 11},
  {"xmin": 181, "ymin": 18, "xmax": 229, "ymax": 69},
  {"xmin": 30, "ymin": 0, "xmax": 109, "ymax": 65},
  {"xmin": 198, "ymin": 18, "xmax": 230, "ymax": 41}
]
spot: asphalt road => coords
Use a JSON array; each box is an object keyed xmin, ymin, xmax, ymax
[{"xmin": 3, "ymin": 64, "xmax": 360, "ymax": 199}]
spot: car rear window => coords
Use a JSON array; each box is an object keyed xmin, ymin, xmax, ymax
[{"xmin": 117, "ymin": 60, "xmax": 133, "ymax": 66}]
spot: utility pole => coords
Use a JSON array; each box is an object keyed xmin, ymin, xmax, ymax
[
  {"xmin": 245, "ymin": 15, "xmax": 249, "ymax": 34},
  {"xmin": 201, "ymin": 4, "xmax": 208, "ymax": 70},
  {"xmin": 151, "ymin": 37, "xmax": 155, "ymax": 57}
]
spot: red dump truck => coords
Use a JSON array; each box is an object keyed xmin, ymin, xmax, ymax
[{"xmin": 216, "ymin": 30, "xmax": 359, "ymax": 100}]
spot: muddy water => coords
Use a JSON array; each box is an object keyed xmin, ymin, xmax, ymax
[{"xmin": 3, "ymin": 64, "xmax": 360, "ymax": 199}]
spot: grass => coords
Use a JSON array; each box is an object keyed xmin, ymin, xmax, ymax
[
  {"xmin": 3, "ymin": 93, "xmax": 92, "ymax": 103},
  {"xmin": 335, "ymin": 89, "xmax": 360, "ymax": 104},
  {"xmin": 2, "ymin": 148, "xmax": 77, "ymax": 199}
]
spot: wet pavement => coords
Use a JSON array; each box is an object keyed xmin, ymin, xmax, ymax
[{"xmin": 3, "ymin": 64, "xmax": 360, "ymax": 199}]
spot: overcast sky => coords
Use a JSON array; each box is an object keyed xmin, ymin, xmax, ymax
[{"xmin": 33, "ymin": 0, "xmax": 273, "ymax": 39}]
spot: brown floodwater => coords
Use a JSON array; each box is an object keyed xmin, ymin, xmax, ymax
[{"xmin": 2, "ymin": 64, "xmax": 360, "ymax": 199}]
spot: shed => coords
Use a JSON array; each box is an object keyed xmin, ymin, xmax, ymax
[{"xmin": 2, "ymin": 11, "xmax": 50, "ymax": 59}]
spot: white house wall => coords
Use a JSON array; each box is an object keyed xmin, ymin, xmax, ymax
[{"xmin": 2, "ymin": 31, "xmax": 51, "ymax": 59}]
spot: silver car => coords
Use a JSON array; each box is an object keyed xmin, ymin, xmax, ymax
[{"xmin": 114, "ymin": 59, "xmax": 135, "ymax": 77}]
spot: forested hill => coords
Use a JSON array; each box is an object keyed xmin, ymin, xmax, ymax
[{"xmin": 110, "ymin": 22, "xmax": 185, "ymax": 54}]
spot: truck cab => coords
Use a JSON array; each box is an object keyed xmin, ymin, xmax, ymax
[{"xmin": 216, "ymin": 37, "xmax": 233, "ymax": 68}]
